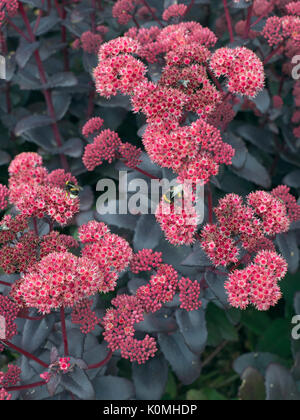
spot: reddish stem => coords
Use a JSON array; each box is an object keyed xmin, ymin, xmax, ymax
[
  {"xmin": 5, "ymin": 381, "xmax": 46, "ymax": 392},
  {"xmin": 86, "ymin": 350, "xmax": 113, "ymax": 370},
  {"xmin": 60, "ymin": 307, "xmax": 69, "ymax": 356},
  {"xmin": 243, "ymin": 3, "xmax": 254, "ymax": 39},
  {"xmin": 222, "ymin": 0, "xmax": 234, "ymax": 43},
  {"xmin": 0, "ymin": 280, "xmax": 12, "ymax": 287},
  {"xmin": 140, "ymin": 0, "xmax": 163, "ymax": 28},
  {"xmin": 251, "ymin": 0, "xmax": 275, "ymax": 28},
  {"xmin": 116, "ymin": 154, "xmax": 160, "ymax": 180},
  {"xmin": 2, "ymin": 340, "xmax": 49, "ymax": 368},
  {"xmin": 91, "ymin": 0, "xmax": 97, "ymax": 32},
  {"xmin": 18, "ymin": 3, "xmax": 70, "ymax": 173},
  {"xmin": 185, "ymin": 0, "xmax": 195, "ymax": 16},
  {"xmin": 132, "ymin": 15, "xmax": 140, "ymax": 29},
  {"xmin": 6, "ymin": 18, "xmax": 31, "ymax": 42},
  {"xmin": 263, "ymin": 42, "xmax": 285, "ymax": 65}
]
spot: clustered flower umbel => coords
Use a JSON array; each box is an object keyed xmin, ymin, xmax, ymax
[
  {"xmin": 8, "ymin": 153, "xmax": 80, "ymax": 225},
  {"xmin": 87, "ymin": 25, "xmax": 264, "ymax": 197},
  {"xmin": 0, "ymin": 0, "xmax": 19, "ymax": 25},
  {"xmin": 200, "ymin": 188, "xmax": 300, "ymax": 310},
  {"xmin": 11, "ymin": 221, "xmax": 132, "ymax": 314},
  {"xmin": 82, "ymin": 117, "xmax": 142, "ymax": 171},
  {"xmin": 103, "ymin": 249, "xmax": 201, "ymax": 364},
  {"xmin": 0, "ymin": 364, "xmax": 21, "ymax": 401}
]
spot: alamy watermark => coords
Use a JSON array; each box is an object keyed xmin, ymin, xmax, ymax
[
  {"xmin": 96, "ymin": 171, "xmax": 205, "ymax": 226},
  {"xmin": 0, "ymin": 315, "xmax": 5, "ymax": 340},
  {"xmin": 0, "ymin": 55, "xmax": 5, "ymax": 80},
  {"xmin": 292, "ymin": 315, "xmax": 300, "ymax": 340},
  {"xmin": 292, "ymin": 55, "xmax": 300, "ymax": 80}
]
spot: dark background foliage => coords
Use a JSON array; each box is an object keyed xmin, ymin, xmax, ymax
[{"xmin": 0, "ymin": 0, "xmax": 300, "ymax": 400}]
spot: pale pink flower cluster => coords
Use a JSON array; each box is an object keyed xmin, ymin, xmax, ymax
[{"xmin": 225, "ymin": 251, "xmax": 288, "ymax": 310}]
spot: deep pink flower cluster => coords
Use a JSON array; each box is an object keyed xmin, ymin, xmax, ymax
[
  {"xmin": 210, "ymin": 47, "xmax": 265, "ymax": 98},
  {"xmin": 71, "ymin": 299, "xmax": 101, "ymax": 334},
  {"xmin": 112, "ymin": 0, "xmax": 142, "ymax": 25},
  {"xmin": 162, "ymin": 4, "xmax": 187, "ymax": 21},
  {"xmin": 82, "ymin": 117, "xmax": 104, "ymax": 138},
  {"xmin": 271, "ymin": 185, "xmax": 300, "ymax": 222},
  {"xmin": 247, "ymin": 190, "xmax": 290, "ymax": 235},
  {"xmin": 225, "ymin": 251, "xmax": 288, "ymax": 310},
  {"xmin": 0, "ymin": 0, "xmax": 18, "ymax": 25},
  {"xmin": 254, "ymin": 0, "xmax": 274, "ymax": 16},
  {"xmin": 80, "ymin": 221, "xmax": 133, "ymax": 293},
  {"xmin": 94, "ymin": 37, "xmax": 146, "ymax": 98},
  {"xmin": 201, "ymin": 224, "xmax": 240, "ymax": 267},
  {"xmin": 143, "ymin": 118, "xmax": 234, "ymax": 185},
  {"xmin": 0, "ymin": 231, "xmax": 39, "ymax": 274},
  {"xmin": 201, "ymin": 190, "xmax": 295, "ymax": 267},
  {"xmin": 0, "ymin": 214, "xmax": 28, "ymax": 244},
  {"xmin": 58, "ymin": 357, "xmax": 72, "ymax": 373},
  {"xmin": 262, "ymin": 15, "xmax": 300, "ymax": 48},
  {"xmin": 83, "ymin": 129, "xmax": 122, "ymax": 171},
  {"xmin": 118, "ymin": 142, "xmax": 142, "ymax": 169},
  {"xmin": 0, "ymin": 364, "xmax": 21, "ymax": 387},
  {"xmin": 8, "ymin": 153, "xmax": 80, "ymax": 225},
  {"xmin": 82, "ymin": 231, "xmax": 133, "ymax": 293},
  {"xmin": 155, "ymin": 196, "xmax": 199, "ymax": 246},
  {"xmin": 103, "ymin": 294, "xmax": 157, "ymax": 364},
  {"xmin": 136, "ymin": 264, "xmax": 179, "ymax": 312},
  {"xmin": 73, "ymin": 31, "xmax": 103, "ymax": 54},
  {"xmin": 178, "ymin": 278, "xmax": 201, "ymax": 311},
  {"xmin": 39, "ymin": 232, "xmax": 79, "ymax": 259},
  {"xmin": 0, "ymin": 184, "xmax": 8, "ymax": 211},
  {"xmin": 103, "ymin": 249, "xmax": 201, "ymax": 363},
  {"xmin": 82, "ymin": 121, "xmax": 142, "ymax": 171},
  {"xmin": 12, "ymin": 252, "xmax": 104, "ymax": 314},
  {"xmin": 0, "ymin": 295, "xmax": 18, "ymax": 351},
  {"xmin": 130, "ymin": 249, "xmax": 163, "ymax": 273}
]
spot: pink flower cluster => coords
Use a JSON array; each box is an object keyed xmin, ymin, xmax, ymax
[
  {"xmin": 263, "ymin": 15, "xmax": 300, "ymax": 48},
  {"xmin": 81, "ymin": 231, "xmax": 133, "ymax": 293},
  {"xmin": 71, "ymin": 299, "xmax": 101, "ymax": 334},
  {"xmin": 10, "ymin": 220, "xmax": 133, "ymax": 313},
  {"xmin": 0, "ymin": 364, "xmax": 21, "ymax": 387},
  {"xmin": 0, "ymin": 295, "xmax": 18, "ymax": 351},
  {"xmin": 0, "ymin": 184, "xmax": 8, "ymax": 211},
  {"xmin": 210, "ymin": 47, "xmax": 265, "ymax": 98},
  {"xmin": 12, "ymin": 252, "xmax": 104, "ymax": 313},
  {"xmin": 112, "ymin": 0, "xmax": 142, "ymax": 25},
  {"xmin": 0, "ymin": 0, "xmax": 18, "ymax": 25},
  {"xmin": 155, "ymin": 195, "xmax": 199, "ymax": 246},
  {"xmin": 72, "ymin": 30, "xmax": 104, "ymax": 54},
  {"xmin": 272, "ymin": 185, "xmax": 300, "ymax": 222},
  {"xmin": 225, "ymin": 251, "xmax": 288, "ymax": 310},
  {"xmin": 286, "ymin": 1, "xmax": 300, "ymax": 14},
  {"xmin": 8, "ymin": 153, "xmax": 80, "ymax": 225},
  {"xmin": 103, "ymin": 249, "xmax": 202, "ymax": 363},
  {"xmin": 201, "ymin": 189, "xmax": 295, "ymax": 268},
  {"xmin": 103, "ymin": 294, "xmax": 157, "ymax": 364},
  {"xmin": 143, "ymin": 119, "xmax": 234, "ymax": 186},
  {"xmin": 82, "ymin": 119, "xmax": 142, "ymax": 171},
  {"xmin": 162, "ymin": 4, "xmax": 187, "ymax": 21},
  {"xmin": 0, "ymin": 231, "xmax": 39, "ymax": 274}
]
